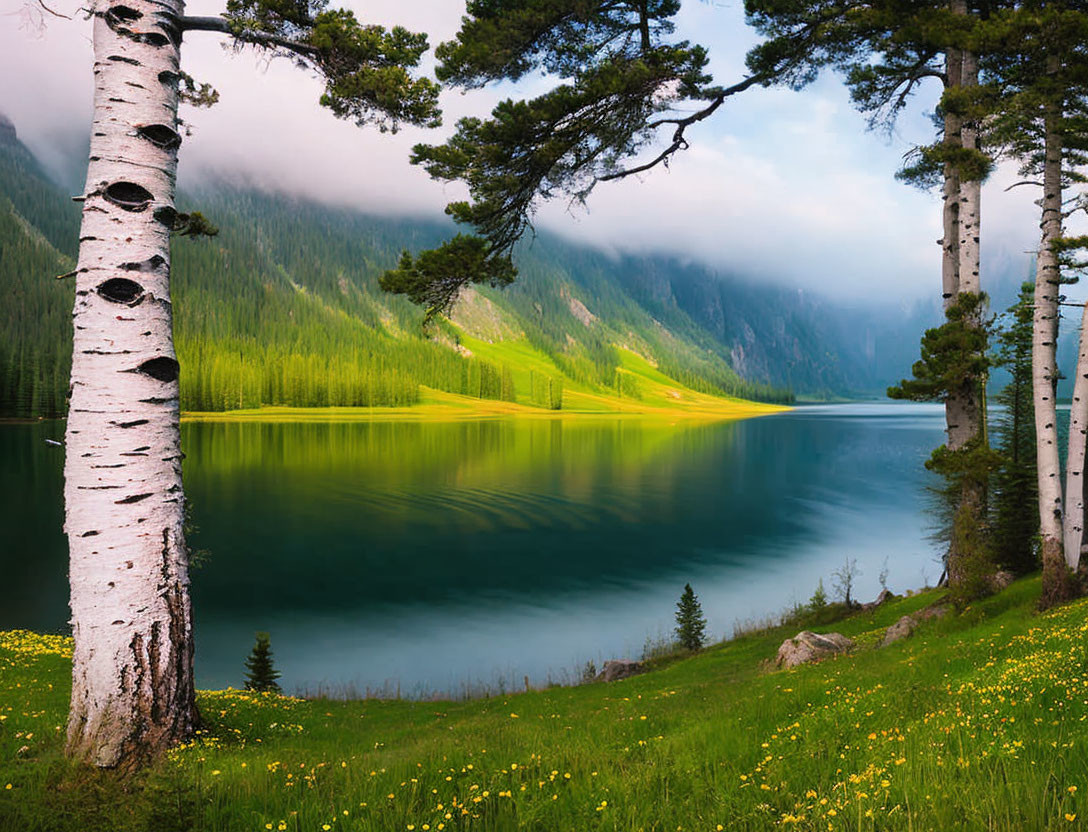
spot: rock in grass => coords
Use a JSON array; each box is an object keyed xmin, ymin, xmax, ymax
[
  {"xmin": 596, "ymin": 659, "xmax": 644, "ymax": 682},
  {"xmin": 881, "ymin": 615, "xmax": 917, "ymax": 646},
  {"xmin": 775, "ymin": 631, "xmax": 854, "ymax": 668},
  {"xmin": 881, "ymin": 604, "xmax": 951, "ymax": 646}
]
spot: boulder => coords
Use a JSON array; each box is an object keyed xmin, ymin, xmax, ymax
[
  {"xmin": 596, "ymin": 659, "xmax": 644, "ymax": 682},
  {"xmin": 881, "ymin": 615, "xmax": 917, "ymax": 646},
  {"xmin": 775, "ymin": 631, "xmax": 855, "ymax": 669},
  {"xmin": 881, "ymin": 603, "xmax": 951, "ymax": 646}
]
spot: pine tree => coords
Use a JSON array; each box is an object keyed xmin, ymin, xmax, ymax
[
  {"xmin": 379, "ymin": 1, "xmax": 790, "ymax": 317},
  {"xmin": 991, "ymin": 282, "xmax": 1039, "ymax": 576},
  {"xmin": 244, "ymin": 632, "xmax": 282, "ymax": 694},
  {"xmin": 675, "ymin": 583, "xmax": 708, "ymax": 651}
]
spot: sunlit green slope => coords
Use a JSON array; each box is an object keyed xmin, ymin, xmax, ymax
[{"xmin": 0, "ymin": 124, "xmax": 791, "ymax": 419}]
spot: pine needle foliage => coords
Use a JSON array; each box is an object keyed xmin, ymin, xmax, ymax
[
  {"xmin": 674, "ymin": 583, "xmax": 707, "ymax": 652},
  {"xmin": 990, "ymin": 282, "xmax": 1039, "ymax": 576},
  {"xmin": 380, "ymin": 0, "xmax": 737, "ymax": 317},
  {"xmin": 243, "ymin": 632, "xmax": 282, "ymax": 693}
]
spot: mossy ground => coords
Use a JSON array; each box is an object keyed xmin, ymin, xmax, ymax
[{"xmin": 3, "ymin": 578, "xmax": 1087, "ymax": 831}]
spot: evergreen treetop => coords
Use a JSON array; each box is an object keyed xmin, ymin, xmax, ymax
[
  {"xmin": 675, "ymin": 583, "xmax": 708, "ymax": 651},
  {"xmin": 244, "ymin": 632, "xmax": 282, "ymax": 693}
]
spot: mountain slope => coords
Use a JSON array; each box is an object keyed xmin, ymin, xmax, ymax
[{"xmin": 0, "ymin": 117, "xmax": 939, "ymax": 418}]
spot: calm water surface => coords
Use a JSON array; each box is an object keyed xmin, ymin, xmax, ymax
[{"xmin": 1, "ymin": 403, "xmax": 946, "ymax": 695}]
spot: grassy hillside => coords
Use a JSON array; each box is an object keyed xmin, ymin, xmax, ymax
[
  {"xmin": 2, "ymin": 118, "xmax": 948, "ymax": 421},
  {"xmin": 3, "ymin": 577, "xmax": 1088, "ymax": 831},
  {"xmin": 0, "ymin": 126, "xmax": 797, "ymax": 420}
]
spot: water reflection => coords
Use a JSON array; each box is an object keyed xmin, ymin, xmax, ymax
[{"xmin": 0, "ymin": 403, "xmax": 946, "ymax": 694}]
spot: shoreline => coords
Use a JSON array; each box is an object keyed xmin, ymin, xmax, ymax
[{"xmin": 181, "ymin": 387, "xmax": 790, "ymax": 424}]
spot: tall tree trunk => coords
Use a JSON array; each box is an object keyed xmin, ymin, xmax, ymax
[
  {"xmin": 942, "ymin": 17, "xmax": 972, "ymax": 452},
  {"xmin": 941, "ymin": 40, "xmax": 963, "ymax": 315},
  {"xmin": 1035, "ymin": 70, "xmax": 1074, "ymax": 607},
  {"xmin": 944, "ymin": 44, "xmax": 988, "ymax": 589},
  {"xmin": 957, "ymin": 47, "xmax": 981, "ymax": 305},
  {"xmin": 64, "ymin": 0, "xmax": 198, "ymax": 768},
  {"xmin": 1064, "ymin": 303, "xmax": 1088, "ymax": 569}
]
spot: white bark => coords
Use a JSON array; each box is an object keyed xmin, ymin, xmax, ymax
[
  {"xmin": 941, "ymin": 41, "xmax": 962, "ymax": 313},
  {"xmin": 65, "ymin": 0, "xmax": 197, "ymax": 768},
  {"xmin": 958, "ymin": 48, "xmax": 981, "ymax": 301},
  {"xmin": 1063, "ymin": 303, "xmax": 1088, "ymax": 570},
  {"xmin": 1034, "ymin": 87, "xmax": 1065, "ymax": 575}
]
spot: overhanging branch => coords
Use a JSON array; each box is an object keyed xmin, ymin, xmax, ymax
[
  {"xmin": 598, "ymin": 73, "xmax": 769, "ymax": 182},
  {"xmin": 179, "ymin": 15, "xmax": 318, "ymax": 58}
]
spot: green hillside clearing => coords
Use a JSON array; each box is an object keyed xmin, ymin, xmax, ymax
[{"xmin": 3, "ymin": 578, "xmax": 1087, "ymax": 831}]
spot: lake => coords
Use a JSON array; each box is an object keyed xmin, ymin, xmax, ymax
[{"xmin": 1, "ymin": 402, "xmax": 946, "ymax": 696}]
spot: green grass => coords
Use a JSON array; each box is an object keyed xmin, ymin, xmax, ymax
[
  {"xmin": 3, "ymin": 578, "xmax": 1088, "ymax": 831},
  {"xmin": 183, "ymin": 342, "xmax": 786, "ymax": 424}
]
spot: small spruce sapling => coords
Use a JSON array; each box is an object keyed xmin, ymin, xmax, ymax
[
  {"xmin": 675, "ymin": 584, "xmax": 708, "ymax": 651},
  {"xmin": 808, "ymin": 578, "xmax": 828, "ymax": 612},
  {"xmin": 244, "ymin": 632, "xmax": 282, "ymax": 693}
]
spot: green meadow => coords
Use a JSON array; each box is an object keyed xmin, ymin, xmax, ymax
[{"xmin": 4, "ymin": 577, "xmax": 1088, "ymax": 831}]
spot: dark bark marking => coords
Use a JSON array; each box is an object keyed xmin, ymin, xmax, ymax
[
  {"xmin": 115, "ymin": 493, "xmax": 152, "ymax": 504},
  {"xmin": 106, "ymin": 5, "xmax": 141, "ymax": 21},
  {"xmin": 108, "ymin": 55, "xmax": 141, "ymax": 66},
  {"xmin": 151, "ymin": 13, "xmax": 182, "ymax": 46},
  {"xmin": 160, "ymin": 529, "xmax": 171, "ymax": 583},
  {"xmin": 81, "ymin": 531, "xmax": 100, "ymax": 537},
  {"xmin": 104, "ymin": 182, "xmax": 153, "ymax": 212},
  {"xmin": 147, "ymin": 620, "xmax": 163, "ymax": 723},
  {"xmin": 134, "ymin": 357, "xmax": 179, "ymax": 383},
  {"xmin": 116, "ymin": 419, "xmax": 149, "ymax": 428},
  {"xmin": 120, "ymin": 254, "xmax": 166, "ymax": 273},
  {"xmin": 136, "ymin": 124, "xmax": 181, "ymax": 150},
  {"xmin": 97, "ymin": 277, "xmax": 144, "ymax": 304},
  {"xmin": 139, "ymin": 397, "xmax": 175, "ymax": 404},
  {"xmin": 153, "ymin": 206, "xmax": 177, "ymax": 227}
]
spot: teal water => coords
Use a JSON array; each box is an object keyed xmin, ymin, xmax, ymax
[{"xmin": 1, "ymin": 403, "xmax": 945, "ymax": 695}]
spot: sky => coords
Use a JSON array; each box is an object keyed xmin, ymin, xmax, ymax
[{"xmin": 0, "ymin": 0, "xmax": 1052, "ymax": 302}]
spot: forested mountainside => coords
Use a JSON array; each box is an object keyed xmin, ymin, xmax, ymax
[{"xmin": 0, "ymin": 116, "xmax": 934, "ymax": 418}]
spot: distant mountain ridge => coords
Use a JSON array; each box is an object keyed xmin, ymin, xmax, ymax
[{"xmin": 0, "ymin": 117, "xmax": 945, "ymax": 418}]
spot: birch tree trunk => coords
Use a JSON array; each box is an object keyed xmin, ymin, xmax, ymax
[
  {"xmin": 943, "ymin": 44, "xmax": 986, "ymax": 588},
  {"xmin": 958, "ymin": 48, "xmax": 981, "ymax": 304},
  {"xmin": 65, "ymin": 0, "xmax": 198, "ymax": 768},
  {"xmin": 942, "ymin": 25, "xmax": 972, "ymax": 453},
  {"xmin": 941, "ymin": 41, "xmax": 962, "ymax": 315},
  {"xmin": 1063, "ymin": 303, "xmax": 1088, "ymax": 570},
  {"xmin": 1035, "ymin": 76, "xmax": 1072, "ymax": 605}
]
